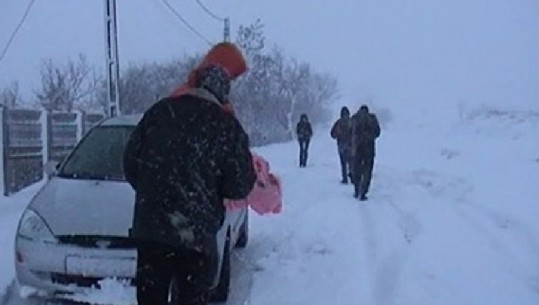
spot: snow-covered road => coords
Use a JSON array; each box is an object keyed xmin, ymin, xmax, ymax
[{"xmin": 2, "ymin": 111, "xmax": 538, "ymax": 305}]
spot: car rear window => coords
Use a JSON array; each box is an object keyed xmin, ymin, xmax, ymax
[{"xmin": 58, "ymin": 126, "xmax": 134, "ymax": 181}]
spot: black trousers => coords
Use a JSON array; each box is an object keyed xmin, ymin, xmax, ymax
[
  {"xmin": 298, "ymin": 139, "xmax": 310, "ymax": 167},
  {"xmin": 351, "ymin": 153, "xmax": 375, "ymax": 197},
  {"xmin": 338, "ymin": 147, "xmax": 351, "ymax": 182},
  {"xmin": 136, "ymin": 241, "xmax": 217, "ymax": 305}
]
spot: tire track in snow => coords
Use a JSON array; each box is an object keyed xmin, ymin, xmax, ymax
[
  {"xmin": 372, "ymin": 197, "xmax": 422, "ymax": 305},
  {"xmin": 454, "ymin": 201, "xmax": 539, "ymax": 294},
  {"xmin": 356, "ymin": 168, "xmax": 426, "ymax": 305},
  {"xmin": 363, "ymin": 165, "xmax": 489, "ymax": 305},
  {"xmin": 453, "ymin": 205, "xmax": 506, "ymax": 251},
  {"xmin": 356, "ymin": 201, "xmax": 382, "ymax": 305},
  {"xmin": 453, "ymin": 204, "xmax": 539, "ymax": 300},
  {"xmin": 410, "ymin": 168, "xmax": 539, "ymax": 299},
  {"xmin": 358, "ymin": 204, "xmax": 378, "ymax": 267},
  {"xmin": 373, "ymin": 250, "xmax": 408, "ymax": 305},
  {"xmin": 408, "ymin": 169, "xmax": 518, "ymax": 257},
  {"xmin": 385, "ymin": 198, "xmax": 423, "ymax": 245},
  {"xmin": 408, "ymin": 167, "xmax": 539, "ymax": 303},
  {"xmin": 464, "ymin": 203, "xmax": 539, "ymax": 256}
]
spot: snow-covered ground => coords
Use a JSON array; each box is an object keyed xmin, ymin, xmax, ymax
[
  {"xmin": 1, "ymin": 108, "xmax": 538, "ymax": 305},
  {"xmin": 0, "ymin": 182, "xmax": 45, "ymax": 305}
]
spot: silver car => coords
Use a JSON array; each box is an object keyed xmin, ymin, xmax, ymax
[{"xmin": 15, "ymin": 114, "xmax": 249, "ymax": 303}]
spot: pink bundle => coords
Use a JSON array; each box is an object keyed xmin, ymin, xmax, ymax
[{"xmin": 224, "ymin": 153, "xmax": 283, "ymax": 215}]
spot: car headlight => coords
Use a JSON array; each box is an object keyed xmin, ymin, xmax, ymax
[{"xmin": 17, "ymin": 209, "xmax": 56, "ymax": 243}]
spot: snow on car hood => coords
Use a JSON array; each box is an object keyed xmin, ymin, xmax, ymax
[{"xmin": 29, "ymin": 177, "xmax": 135, "ymax": 237}]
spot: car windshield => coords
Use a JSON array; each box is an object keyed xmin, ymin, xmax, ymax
[{"xmin": 58, "ymin": 126, "xmax": 134, "ymax": 181}]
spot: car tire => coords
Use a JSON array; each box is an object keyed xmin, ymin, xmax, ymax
[
  {"xmin": 210, "ymin": 236, "xmax": 231, "ymax": 303},
  {"xmin": 235, "ymin": 212, "xmax": 249, "ymax": 248}
]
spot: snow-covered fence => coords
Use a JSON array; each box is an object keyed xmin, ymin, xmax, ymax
[{"xmin": 0, "ymin": 107, "xmax": 105, "ymax": 196}]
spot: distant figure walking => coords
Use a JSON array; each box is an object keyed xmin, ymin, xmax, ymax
[
  {"xmin": 351, "ymin": 105, "xmax": 381, "ymax": 200},
  {"xmin": 331, "ymin": 106, "xmax": 353, "ymax": 183},
  {"xmin": 296, "ymin": 114, "xmax": 313, "ymax": 167}
]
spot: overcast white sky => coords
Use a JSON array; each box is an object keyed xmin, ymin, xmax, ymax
[{"xmin": 1, "ymin": 0, "xmax": 538, "ymax": 114}]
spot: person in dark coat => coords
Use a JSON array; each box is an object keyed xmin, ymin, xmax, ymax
[
  {"xmin": 350, "ymin": 105, "xmax": 381, "ymax": 201},
  {"xmin": 123, "ymin": 64, "xmax": 256, "ymax": 305},
  {"xmin": 330, "ymin": 106, "xmax": 352, "ymax": 183},
  {"xmin": 296, "ymin": 114, "xmax": 313, "ymax": 167}
]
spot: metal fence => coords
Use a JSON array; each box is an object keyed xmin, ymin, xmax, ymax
[{"xmin": 0, "ymin": 107, "xmax": 105, "ymax": 195}]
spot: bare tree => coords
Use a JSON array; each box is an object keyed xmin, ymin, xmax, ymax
[
  {"xmin": 303, "ymin": 72, "xmax": 339, "ymax": 123},
  {"xmin": 232, "ymin": 20, "xmax": 340, "ymax": 145},
  {"xmin": 236, "ymin": 19, "xmax": 265, "ymax": 58},
  {"xmin": 35, "ymin": 54, "xmax": 95, "ymax": 112},
  {"xmin": 77, "ymin": 70, "xmax": 107, "ymax": 113},
  {"xmin": 272, "ymin": 59, "xmax": 302, "ymax": 137},
  {"xmin": 100, "ymin": 56, "xmax": 198, "ymax": 114}
]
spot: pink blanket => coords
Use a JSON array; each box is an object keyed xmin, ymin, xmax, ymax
[{"xmin": 224, "ymin": 153, "xmax": 283, "ymax": 215}]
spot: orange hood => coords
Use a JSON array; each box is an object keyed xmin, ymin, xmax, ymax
[
  {"xmin": 200, "ymin": 42, "xmax": 247, "ymax": 79},
  {"xmin": 170, "ymin": 42, "xmax": 247, "ymax": 100}
]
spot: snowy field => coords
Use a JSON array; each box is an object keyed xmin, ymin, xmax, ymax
[{"xmin": 1, "ymin": 108, "xmax": 538, "ymax": 305}]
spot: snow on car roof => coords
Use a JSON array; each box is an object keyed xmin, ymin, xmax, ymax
[{"xmin": 99, "ymin": 114, "xmax": 143, "ymax": 127}]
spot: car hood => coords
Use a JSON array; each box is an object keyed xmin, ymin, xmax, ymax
[{"xmin": 29, "ymin": 177, "xmax": 135, "ymax": 237}]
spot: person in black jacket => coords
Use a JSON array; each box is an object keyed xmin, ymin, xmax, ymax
[
  {"xmin": 350, "ymin": 105, "xmax": 381, "ymax": 201},
  {"xmin": 296, "ymin": 113, "xmax": 313, "ymax": 167},
  {"xmin": 123, "ymin": 65, "xmax": 256, "ymax": 305},
  {"xmin": 330, "ymin": 106, "xmax": 352, "ymax": 183}
]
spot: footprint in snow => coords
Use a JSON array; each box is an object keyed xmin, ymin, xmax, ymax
[
  {"xmin": 401, "ymin": 214, "xmax": 422, "ymax": 244},
  {"xmin": 305, "ymin": 242, "xmax": 332, "ymax": 256},
  {"xmin": 440, "ymin": 148, "xmax": 461, "ymax": 160},
  {"xmin": 411, "ymin": 170, "xmax": 473, "ymax": 202}
]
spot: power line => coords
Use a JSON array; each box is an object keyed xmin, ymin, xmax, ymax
[
  {"xmin": 0, "ymin": 0, "xmax": 37, "ymax": 65},
  {"xmin": 195, "ymin": 0, "xmax": 224, "ymax": 21},
  {"xmin": 160, "ymin": 0, "xmax": 212, "ymax": 46},
  {"xmin": 194, "ymin": 0, "xmax": 230, "ymax": 42}
]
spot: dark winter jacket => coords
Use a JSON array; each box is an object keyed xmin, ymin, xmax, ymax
[
  {"xmin": 351, "ymin": 111, "xmax": 381, "ymax": 156},
  {"xmin": 330, "ymin": 118, "xmax": 352, "ymax": 149},
  {"xmin": 123, "ymin": 88, "xmax": 257, "ymax": 253},
  {"xmin": 296, "ymin": 117, "xmax": 313, "ymax": 142}
]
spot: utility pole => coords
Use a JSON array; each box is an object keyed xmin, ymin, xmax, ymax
[
  {"xmin": 104, "ymin": 0, "xmax": 121, "ymax": 117},
  {"xmin": 224, "ymin": 17, "xmax": 230, "ymax": 42}
]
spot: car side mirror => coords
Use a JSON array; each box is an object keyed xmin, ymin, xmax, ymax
[{"xmin": 45, "ymin": 160, "xmax": 60, "ymax": 177}]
